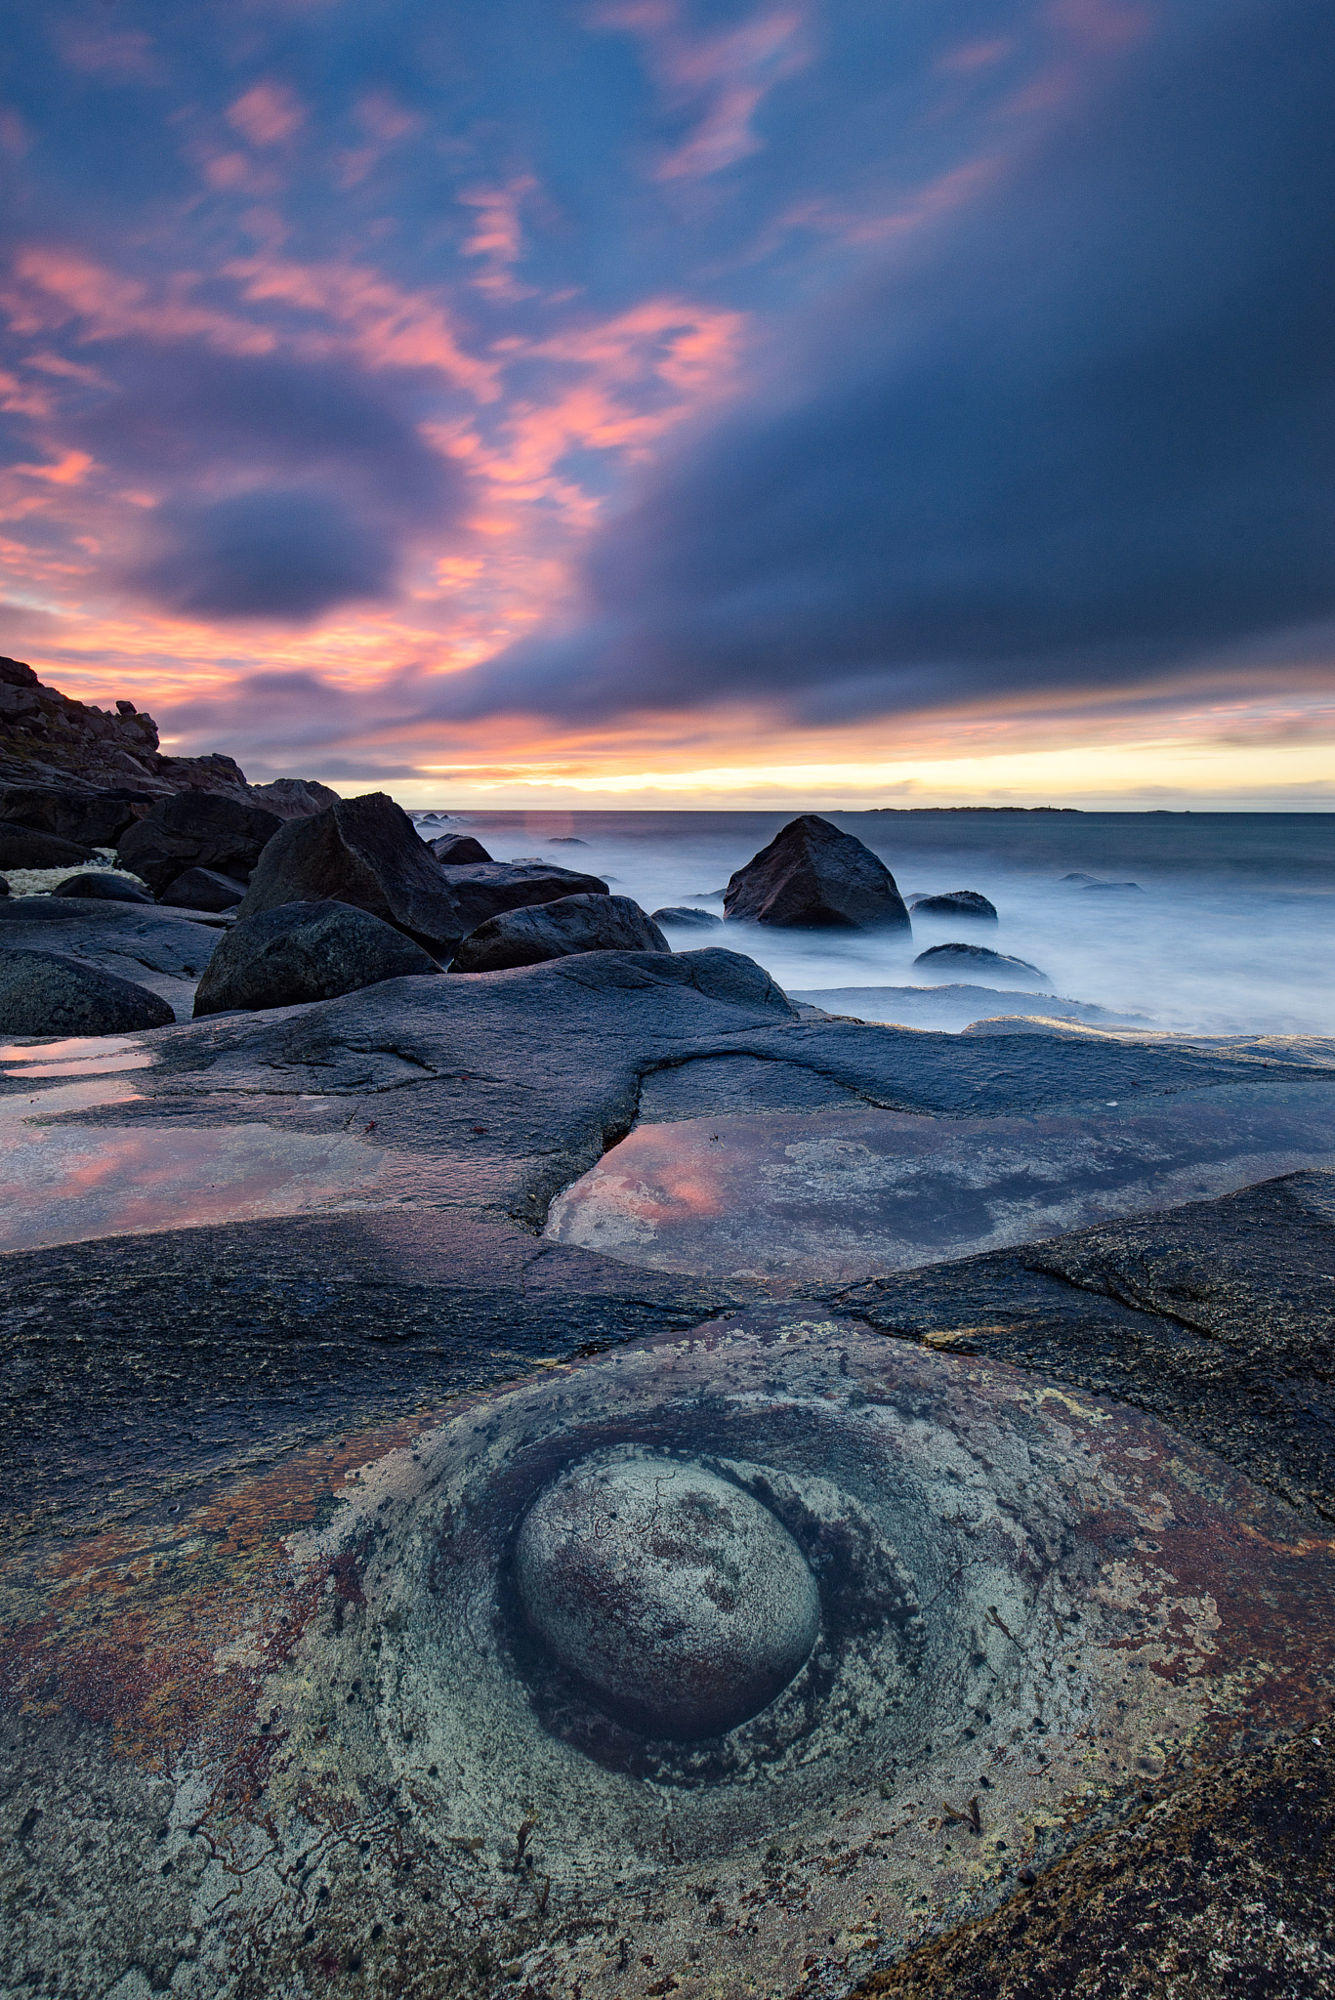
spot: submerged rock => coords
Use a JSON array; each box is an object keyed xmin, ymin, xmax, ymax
[
  {"xmin": 0, "ymin": 821, "xmax": 96, "ymax": 869},
  {"xmin": 724, "ymin": 813, "xmax": 911, "ymax": 930},
  {"xmin": 914, "ymin": 942, "xmax": 1049, "ymax": 984},
  {"xmin": 909, "ymin": 889, "xmax": 998, "ymax": 922},
  {"xmin": 193, "ymin": 898, "xmax": 441, "ymax": 1015},
  {"xmin": 50, "ymin": 872, "xmax": 152, "ymax": 904},
  {"xmin": 651, "ymin": 905, "xmax": 724, "ymax": 928},
  {"xmin": 0, "ymin": 947, "xmax": 174, "ymax": 1034},
  {"xmin": 451, "ymin": 892, "xmax": 669, "ymax": 972},
  {"xmin": 1061, "ymin": 871, "xmax": 1144, "ymax": 892},
  {"xmin": 116, "ymin": 792, "xmax": 282, "ymax": 895},
  {"xmin": 158, "ymin": 866, "xmax": 246, "ymax": 911}
]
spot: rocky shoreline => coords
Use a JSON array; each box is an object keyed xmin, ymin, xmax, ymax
[{"xmin": 1, "ymin": 662, "xmax": 1334, "ymax": 1998}]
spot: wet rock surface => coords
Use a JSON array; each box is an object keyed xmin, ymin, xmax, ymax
[
  {"xmin": 0, "ymin": 946, "xmax": 175, "ymax": 1033},
  {"xmin": 194, "ymin": 898, "xmax": 441, "ymax": 1014},
  {"xmin": 0, "ymin": 895, "xmax": 221, "ymax": 1016},
  {"xmin": 2, "ymin": 957, "xmax": 1335, "ymax": 1997},
  {"xmin": 724, "ymin": 813, "xmax": 913, "ymax": 929},
  {"xmin": 451, "ymin": 891, "xmax": 669, "ymax": 972}
]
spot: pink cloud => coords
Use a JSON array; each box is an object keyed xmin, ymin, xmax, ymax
[
  {"xmin": 3, "ymin": 248, "xmax": 277, "ymax": 356},
  {"xmin": 590, "ymin": 0, "xmax": 811, "ymax": 182},
  {"xmin": 54, "ymin": 23, "xmax": 165, "ymax": 84},
  {"xmin": 937, "ymin": 37, "xmax": 1014, "ymax": 77},
  {"xmin": 227, "ymin": 82, "xmax": 304, "ymax": 149},
  {"xmin": 224, "ymin": 254, "xmax": 498, "ymax": 399},
  {"xmin": 459, "ymin": 177, "xmax": 537, "ymax": 298},
  {"xmin": 10, "ymin": 449, "xmax": 95, "ymax": 486}
]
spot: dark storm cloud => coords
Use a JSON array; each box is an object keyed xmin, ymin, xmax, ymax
[
  {"xmin": 80, "ymin": 349, "xmax": 467, "ymax": 622},
  {"xmin": 434, "ymin": 0, "xmax": 1335, "ymax": 726},
  {"xmin": 132, "ymin": 490, "xmax": 396, "ymax": 620}
]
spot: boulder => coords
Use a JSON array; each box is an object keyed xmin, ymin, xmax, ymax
[
  {"xmin": 723, "ymin": 815, "xmax": 911, "ymax": 930},
  {"xmin": 116, "ymin": 792, "xmax": 283, "ymax": 895},
  {"xmin": 436, "ymin": 860, "xmax": 614, "ymax": 940},
  {"xmin": 429, "ymin": 832, "xmax": 493, "ymax": 865},
  {"xmin": 0, "ymin": 947, "xmax": 174, "ymax": 1034},
  {"xmin": 50, "ymin": 872, "xmax": 153, "ymax": 904},
  {"xmin": 193, "ymin": 899, "xmax": 441, "ymax": 1016},
  {"xmin": 908, "ymin": 890, "xmax": 998, "ymax": 922},
  {"xmin": 914, "ymin": 942, "xmax": 1048, "ymax": 985},
  {"xmin": 0, "ymin": 784, "xmax": 153, "ymax": 847},
  {"xmin": 0, "ymin": 821, "xmax": 97, "ymax": 869},
  {"xmin": 450, "ymin": 893, "xmax": 670, "ymax": 973},
  {"xmin": 247, "ymin": 778, "xmax": 342, "ymax": 818},
  {"xmin": 158, "ymin": 867, "xmax": 247, "ymax": 912},
  {"xmin": 238, "ymin": 793, "xmax": 498, "ymax": 953},
  {"xmin": 651, "ymin": 906, "xmax": 724, "ymax": 928},
  {"xmin": 0, "ymin": 875, "xmax": 8, "ymax": 897}
]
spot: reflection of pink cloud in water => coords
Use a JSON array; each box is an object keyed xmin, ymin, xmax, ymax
[
  {"xmin": 0, "ymin": 1035, "xmax": 144, "ymax": 1063},
  {"xmin": 0, "ymin": 1120, "xmax": 389, "ymax": 1252}
]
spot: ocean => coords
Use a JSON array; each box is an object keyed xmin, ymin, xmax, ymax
[{"xmin": 412, "ymin": 808, "xmax": 1335, "ymax": 1037}]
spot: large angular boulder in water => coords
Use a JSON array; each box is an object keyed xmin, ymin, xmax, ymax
[
  {"xmin": 429, "ymin": 832, "xmax": 493, "ymax": 864},
  {"xmin": 50, "ymin": 872, "xmax": 152, "ymax": 904},
  {"xmin": 193, "ymin": 899, "xmax": 441, "ymax": 1016},
  {"xmin": 116, "ymin": 792, "xmax": 282, "ymax": 895},
  {"xmin": 0, "ymin": 821, "xmax": 96, "ymax": 869},
  {"xmin": 450, "ymin": 893, "xmax": 670, "ymax": 973},
  {"xmin": 158, "ymin": 867, "xmax": 246, "ymax": 911},
  {"xmin": 909, "ymin": 889, "xmax": 998, "ymax": 922},
  {"xmin": 723, "ymin": 814, "xmax": 911, "ymax": 930},
  {"xmin": 0, "ymin": 947, "xmax": 174, "ymax": 1034},
  {"xmin": 914, "ymin": 942, "xmax": 1048, "ymax": 985}
]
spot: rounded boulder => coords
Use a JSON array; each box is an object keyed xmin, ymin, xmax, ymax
[
  {"xmin": 0, "ymin": 949, "xmax": 174, "ymax": 1035},
  {"xmin": 450, "ymin": 892, "xmax": 669, "ymax": 973},
  {"xmin": 193, "ymin": 898, "xmax": 441, "ymax": 1016}
]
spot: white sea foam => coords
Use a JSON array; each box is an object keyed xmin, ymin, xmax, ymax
[{"xmin": 412, "ymin": 808, "xmax": 1335, "ymax": 1037}]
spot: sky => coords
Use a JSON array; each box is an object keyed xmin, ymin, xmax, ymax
[{"xmin": 0, "ymin": 0, "xmax": 1332, "ymax": 808}]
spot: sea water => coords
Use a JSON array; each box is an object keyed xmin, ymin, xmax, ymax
[{"xmin": 413, "ymin": 808, "xmax": 1335, "ymax": 1037}]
